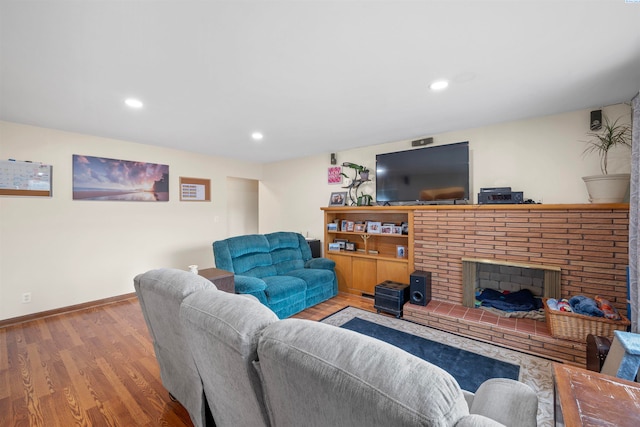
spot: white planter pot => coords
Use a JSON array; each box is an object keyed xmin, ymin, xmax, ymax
[{"xmin": 582, "ymin": 173, "xmax": 630, "ymax": 203}]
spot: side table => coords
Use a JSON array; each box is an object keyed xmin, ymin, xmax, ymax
[
  {"xmin": 554, "ymin": 362, "xmax": 640, "ymax": 426},
  {"xmin": 198, "ymin": 267, "xmax": 235, "ymax": 293}
]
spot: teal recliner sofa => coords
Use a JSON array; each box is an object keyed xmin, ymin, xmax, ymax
[{"xmin": 213, "ymin": 232, "xmax": 337, "ymax": 318}]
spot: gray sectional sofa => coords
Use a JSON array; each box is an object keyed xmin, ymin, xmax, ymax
[
  {"xmin": 213, "ymin": 231, "xmax": 337, "ymax": 318},
  {"xmin": 136, "ymin": 268, "xmax": 539, "ymax": 427}
]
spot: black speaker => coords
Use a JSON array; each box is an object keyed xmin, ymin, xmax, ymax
[
  {"xmin": 590, "ymin": 110, "xmax": 602, "ymax": 131},
  {"xmin": 409, "ymin": 270, "xmax": 431, "ymax": 306}
]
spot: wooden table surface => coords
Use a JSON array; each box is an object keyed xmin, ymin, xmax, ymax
[{"xmin": 554, "ymin": 363, "xmax": 640, "ymax": 426}]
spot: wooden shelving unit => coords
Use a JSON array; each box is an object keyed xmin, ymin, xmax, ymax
[{"xmin": 321, "ymin": 207, "xmax": 414, "ymax": 296}]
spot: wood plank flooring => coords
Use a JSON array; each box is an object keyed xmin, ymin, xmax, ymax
[{"xmin": 0, "ymin": 293, "xmax": 374, "ymax": 427}]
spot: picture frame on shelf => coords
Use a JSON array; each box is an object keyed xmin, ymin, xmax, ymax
[
  {"xmin": 396, "ymin": 245, "xmax": 407, "ymax": 258},
  {"xmin": 354, "ymin": 223, "xmax": 366, "ymax": 232},
  {"xmin": 393, "ymin": 225, "xmax": 402, "ymax": 234},
  {"xmin": 367, "ymin": 221, "xmax": 382, "ymax": 234},
  {"xmin": 381, "ymin": 225, "xmax": 393, "ymax": 234},
  {"xmin": 345, "ymin": 242, "xmax": 356, "ymax": 251},
  {"xmin": 329, "ymin": 191, "xmax": 347, "ymax": 206},
  {"xmin": 327, "ymin": 223, "xmax": 338, "ymax": 231},
  {"xmin": 328, "ymin": 242, "xmax": 341, "ymax": 251},
  {"xmin": 333, "ymin": 238, "xmax": 348, "ymax": 249},
  {"xmin": 341, "ymin": 219, "xmax": 348, "ymax": 231},
  {"xmin": 346, "ymin": 221, "xmax": 355, "ymax": 232}
]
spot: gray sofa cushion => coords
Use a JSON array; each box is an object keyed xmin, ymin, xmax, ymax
[
  {"xmin": 257, "ymin": 319, "xmax": 473, "ymax": 427},
  {"xmin": 180, "ymin": 288, "xmax": 278, "ymax": 427}
]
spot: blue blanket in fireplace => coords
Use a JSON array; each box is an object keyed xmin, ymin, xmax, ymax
[{"xmin": 477, "ymin": 288, "xmax": 542, "ymax": 312}]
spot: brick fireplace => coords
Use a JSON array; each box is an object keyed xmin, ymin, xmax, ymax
[{"xmin": 403, "ymin": 204, "xmax": 629, "ymax": 365}]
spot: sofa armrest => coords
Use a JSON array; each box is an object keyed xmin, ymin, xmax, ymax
[
  {"xmin": 305, "ymin": 257, "xmax": 336, "ymax": 271},
  {"xmin": 235, "ymin": 275, "xmax": 267, "ymax": 296},
  {"xmin": 468, "ymin": 378, "xmax": 538, "ymax": 427}
]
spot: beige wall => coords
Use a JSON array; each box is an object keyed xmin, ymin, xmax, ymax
[
  {"xmin": 260, "ymin": 104, "xmax": 632, "ymax": 243},
  {"xmin": 1, "ymin": 103, "xmax": 632, "ymax": 320},
  {"xmin": 0, "ymin": 121, "xmax": 262, "ymax": 320}
]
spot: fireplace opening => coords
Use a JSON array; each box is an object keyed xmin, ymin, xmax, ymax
[{"xmin": 462, "ymin": 258, "xmax": 561, "ymax": 319}]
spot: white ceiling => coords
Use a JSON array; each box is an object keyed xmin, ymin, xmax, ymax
[{"xmin": 1, "ymin": 1, "xmax": 639, "ymax": 164}]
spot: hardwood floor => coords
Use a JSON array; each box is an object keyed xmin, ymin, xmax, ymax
[{"xmin": 0, "ymin": 293, "xmax": 374, "ymax": 427}]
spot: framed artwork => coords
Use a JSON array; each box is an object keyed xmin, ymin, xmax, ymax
[
  {"xmin": 73, "ymin": 155, "xmax": 169, "ymax": 201},
  {"xmin": 346, "ymin": 221, "xmax": 355, "ymax": 232},
  {"xmin": 345, "ymin": 242, "xmax": 356, "ymax": 251},
  {"xmin": 328, "ymin": 166, "xmax": 343, "ymax": 184},
  {"xmin": 329, "ymin": 191, "xmax": 347, "ymax": 206},
  {"xmin": 354, "ymin": 223, "xmax": 366, "ymax": 232},
  {"xmin": 327, "ymin": 223, "xmax": 338, "ymax": 231},
  {"xmin": 381, "ymin": 225, "xmax": 393, "ymax": 234},
  {"xmin": 341, "ymin": 219, "xmax": 348, "ymax": 231},
  {"xmin": 393, "ymin": 225, "xmax": 403, "ymax": 234}
]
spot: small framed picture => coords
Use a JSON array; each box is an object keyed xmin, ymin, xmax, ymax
[
  {"xmin": 367, "ymin": 221, "xmax": 382, "ymax": 234},
  {"xmin": 380, "ymin": 225, "xmax": 393, "ymax": 234},
  {"xmin": 396, "ymin": 245, "xmax": 407, "ymax": 258},
  {"xmin": 327, "ymin": 223, "xmax": 338, "ymax": 231},
  {"xmin": 341, "ymin": 219, "xmax": 348, "ymax": 231},
  {"xmin": 329, "ymin": 191, "xmax": 347, "ymax": 206},
  {"xmin": 346, "ymin": 221, "xmax": 355, "ymax": 232},
  {"xmin": 328, "ymin": 242, "xmax": 341, "ymax": 251},
  {"xmin": 334, "ymin": 238, "xmax": 347, "ymax": 249},
  {"xmin": 345, "ymin": 242, "xmax": 356, "ymax": 251},
  {"xmin": 393, "ymin": 225, "xmax": 402, "ymax": 234},
  {"xmin": 354, "ymin": 223, "xmax": 366, "ymax": 232}
]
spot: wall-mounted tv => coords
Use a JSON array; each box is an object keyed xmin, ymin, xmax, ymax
[{"xmin": 375, "ymin": 141, "xmax": 469, "ymax": 204}]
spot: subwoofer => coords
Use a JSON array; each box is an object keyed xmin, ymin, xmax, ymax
[{"xmin": 409, "ymin": 270, "xmax": 431, "ymax": 306}]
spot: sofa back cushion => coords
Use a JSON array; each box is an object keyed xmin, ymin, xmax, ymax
[
  {"xmin": 265, "ymin": 232, "xmax": 308, "ymax": 274},
  {"xmin": 214, "ymin": 234, "xmax": 278, "ymax": 277},
  {"xmin": 257, "ymin": 319, "xmax": 470, "ymax": 427},
  {"xmin": 180, "ymin": 288, "xmax": 278, "ymax": 427}
]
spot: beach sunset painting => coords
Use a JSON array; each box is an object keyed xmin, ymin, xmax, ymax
[{"xmin": 73, "ymin": 155, "xmax": 169, "ymax": 201}]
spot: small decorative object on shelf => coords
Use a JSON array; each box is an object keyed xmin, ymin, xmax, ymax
[{"xmin": 345, "ymin": 242, "xmax": 356, "ymax": 251}]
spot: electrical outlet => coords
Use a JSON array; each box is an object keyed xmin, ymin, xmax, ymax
[{"xmin": 21, "ymin": 292, "xmax": 31, "ymax": 303}]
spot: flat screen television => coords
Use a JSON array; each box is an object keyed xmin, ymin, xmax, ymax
[{"xmin": 375, "ymin": 141, "xmax": 469, "ymax": 204}]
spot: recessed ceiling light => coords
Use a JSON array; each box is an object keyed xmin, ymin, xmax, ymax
[
  {"xmin": 429, "ymin": 80, "xmax": 449, "ymax": 91},
  {"xmin": 251, "ymin": 132, "xmax": 264, "ymax": 141},
  {"xmin": 125, "ymin": 98, "xmax": 144, "ymax": 108}
]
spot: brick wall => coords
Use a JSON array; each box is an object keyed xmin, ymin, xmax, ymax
[{"xmin": 413, "ymin": 206, "xmax": 629, "ymax": 315}]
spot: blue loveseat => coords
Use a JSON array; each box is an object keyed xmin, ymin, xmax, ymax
[{"xmin": 213, "ymin": 232, "xmax": 337, "ymax": 318}]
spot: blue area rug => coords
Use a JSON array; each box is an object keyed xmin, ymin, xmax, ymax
[{"xmin": 340, "ymin": 317, "xmax": 519, "ymax": 392}]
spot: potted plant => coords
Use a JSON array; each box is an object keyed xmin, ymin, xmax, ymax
[{"xmin": 582, "ymin": 115, "xmax": 632, "ymax": 203}]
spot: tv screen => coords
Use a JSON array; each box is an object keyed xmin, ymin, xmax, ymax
[{"xmin": 375, "ymin": 142, "xmax": 469, "ymax": 204}]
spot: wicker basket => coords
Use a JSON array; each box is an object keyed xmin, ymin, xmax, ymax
[{"xmin": 543, "ymin": 299, "xmax": 630, "ymax": 342}]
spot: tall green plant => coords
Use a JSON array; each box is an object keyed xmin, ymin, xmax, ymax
[{"xmin": 583, "ymin": 115, "xmax": 632, "ymax": 174}]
